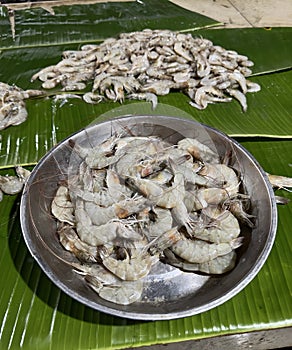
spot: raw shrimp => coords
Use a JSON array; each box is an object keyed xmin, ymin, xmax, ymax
[
  {"xmin": 127, "ymin": 168, "xmax": 185, "ymax": 209},
  {"xmin": 82, "ymin": 92, "xmax": 104, "ymax": 104},
  {"xmin": 127, "ymin": 92, "xmax": 158, "ymax": 108},
  {"xmin": 126, "ymin": 177, "xmax": 163, "ymax": 203},
  {"xmin": 155, "ymin": 163, "xmax": 185, "ymax": 208},
  {"xmin": 73, "ymin": 261, "xmax": 144, "ymax": 304},
  {"xmin": 193, "ymin": 187, "xmax": 231, "ymax": 210},
  {"xmin": 147, "ymin": 207, "xmax": 173, "ymax": 238},
  {"xmin": 198, "ymin": 163, "xmax": 240, "ymax": 196},
  {"xmin": 112, "ymin": 136, "xmax": 166, "ymax": 176},
  {"xmin": 58, "ymin": 224, "xmax": 97, "ymax": 263},
  {"xmin": 148, "ymin": 169, "xmax": 173, "ymax": 185},
  {"xmin": 146, "ymin": 226, "xmax": 181, "ymax": 255},
  {"xmin": 0, "ymin": 166, "xmax": 30, "ymax": 197},
  {"xmin": 75, "ymin": 199, "xmax": 143, "ymax": 246},
  {"xmin": 0, "ymin": 174, "xmax": 25, "ymax": 195},
  {"xmin": 267, "ymin": 173, "xmax": 292, "ymax": 190},
  {"xmin": 15, "ymin": 166, "xmax": 31, "ymax": 180},
  {"xmin": 227, "ymin": 198, "xmax": 255, "ymax": 227},
  {"xmin": 70, "ymin": 134, "xmax": 122, "ymax": 169},
  {"xmin": 105, "ymin": 169, "xmax": 132, "ymax": 199},
  {"xmin": 99, "ymin": 246, "xmax": 158, "ymax": 281},
  {"xmin": 192, "ymin": 207, "xmax": 241, "ymax": 243},
  {"xmin": 171, "ymin": 200, "xmax": 196, "ymax": 235},
  {"xmin": 50, "ymin": 132, "xmax": 261, "ymax": 303},
  {"xmin": 171, "ymin": 234, "xmax": 242, "ymax": 263},
  {"xmin": 226, "ymin": 88, "xmax": 247, "ymax": 112},
  {"xmin": 51, "ymin": 185, "xmax": 75, "ymax": 225},
  {"xmin": 70, "ymin": 169, "xmax": 130, "ymax": 207},
  {"xmin": 31, "ymin": 29, "xmax": 260, "ymax": 111},
  {"xmin": 85, "ymin": 274, "xmax": 143, "ymax": 305},
  {"xmin": 177, "ymin": 137, "xmax": 220, "ymax": 164},
  {"xmin": 164, "ymin": 249, "xmax": 237, "ymax": 274},
  {"xmin": 83, "ymin": 195, "xmax": 149, "ymax": 226}
]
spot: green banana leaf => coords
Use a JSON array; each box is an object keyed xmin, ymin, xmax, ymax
[
  {"xmin": 0, "ymin": 1, "xmax": 292, "ymax": 349},
  {"xmin": 0, "ymin": 0, "xmax": 219, "ymax": 49}
]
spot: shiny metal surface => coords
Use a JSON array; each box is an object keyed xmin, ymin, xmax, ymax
[{"xmin": 20, "ymin": 115, "xmax": 278, "ymax": 320}]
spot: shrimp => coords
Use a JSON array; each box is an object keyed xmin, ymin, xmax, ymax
[
  {"xmin": 267, "ymin": 173, "xmax": 292, "ymax": 191},
  {"xmin": 164, "ymin": 249, "xmax": 237, "ymax": 274},
  {"xmin": 82, "ymin": 92, "xmax": 104, "ymax": 104},
  {"xmin": 85, "ymin": 146, "xmax": 123, "ymax": 170},
  {"xmin": 192, "ymin": 207, "xmax": 241, "ymax": 243},
  {"xmin": 156, "ymin": 165, "xmax": 185, "ymax": 208},
  {"xmin": 128, "ymin": 159, "xmax": 186, "ymax": 208},
  {"xmin": 227, "ymin": 198, "xmax": 255, "ymax": 227},
  {"xmin": 173, "ymin": 161, "xmax": 208, "ymax": 187},
  {"xmin": 73, "ymin": 262, "xmax": 144, "ymax": 305},
  {"xmin": 126, "ymin": 177, "xmax": 163, "ymax": 203},
  {"xmin": 106, "ymin": 169, "xmax": 132, "ymax": 199},
  {"xmin": 71, "ymin": 169, "xmax": 131, "ymax": 207},
  {"xmin": 51, "ymin": 185, "xmax": 75, "ymax": 225},
  {"xmin": 99, "ymin": 246, "xmax": 158, "ymax": 281},
  {"xmin": 193, "ymin": 187, "xmax": 230, "ymax": 210},
  {"xmin": 58, "ymin": 224, "xmax": 97, "ymax": 263},
  {"xmin": 147, "ymin": 207, "xmax": 173, "ymax": 239},
  {"xmin": 198, "ymin": 163, "xmax": 240, "ymax": 196},
  {"xmin": 0, "ymin": 166, "xmax": 30, "ymax": 196},
  {"xmin": 113, "ymin": 136, "xmax": 165, "ymax": 176},
  {"xmin": 171, "ymin": 234, "xmax": 242, "ymax": 263},
  {"xmin": 127, "ymin": 92, "xmax": 158, "ymax": 109},
  {"xmin": 0, "ymin": 174, "xmax": 25, "ymax": 195},
  {"xmin": 70, "ymin": 185, "xmax": 115, "ymax": 207},
  {"xmin": 83, "ymin": 195, "xmax": 149, "ymax": 226},
  {"xmin": 135, "ymin": 157, "xmax": 168, "ymax": 178},
  {"xmin": 70, "ymin": 134, "xmax": 123, "ymax": 169},
  {"xmin": 177, "ymin": 137, "xmax": 220, "ymax": 164},
  {"xmin": 173, "ymin": 42, "xmax": 193, "ymax": 61},
  {"xmin": 85, "ymin": 274, "xmax": 143, "ymax": 305},
  {"xmin": 226, "ymin": 88, "xmax": 247, "ymax": 112},
  {"xmin": 171, "ymin": 201, "xmax": 195, "ymax": 235},
  {"xmin": 228, "ymin": 70, "xmax": 248, "ymax": 94},
  {"xmin": 75, "ymin": 199, "xmax": 143, "ymax": 246},
  {"xmin": 147, "ymin": 227, "xmax": 181, "ymax": 253},
  {"xmin": 148, "ymin": 169, "xmax": 173, "ymax": 185}
]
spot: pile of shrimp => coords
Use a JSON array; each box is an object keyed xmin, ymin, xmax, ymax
[
  {"xmin": 51, "ymin": 133, "xmax": 255, "ymax": 305},
  {"xmin": 0, "ymin": 82, "xmax": 43, "ymax": 131},
  {"xmin": 32, "ymin": 29, "xmax": 260, "ymax": 111}
]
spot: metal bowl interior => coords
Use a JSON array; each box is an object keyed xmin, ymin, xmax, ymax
[{"xmin": 20, "ymin": 115, "xmax": 277, "ymax": 320}]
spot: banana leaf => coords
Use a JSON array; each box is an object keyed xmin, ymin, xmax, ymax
[
  {"xmin": 0, "ymin": 139, "xmax": 291, "ymax": 350},
  {"xmin": 0, "ymin": 0, "xmax": 219, "ymax": 48}
]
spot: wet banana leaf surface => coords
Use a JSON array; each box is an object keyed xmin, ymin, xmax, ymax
[{"xmin": 0, "ymin": 1, "xmax": 292, "ymax": 349}]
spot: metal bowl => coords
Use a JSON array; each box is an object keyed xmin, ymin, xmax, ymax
[{"xmin": 20, "ymin": 115, "xmax": 277, "ymax": 320}]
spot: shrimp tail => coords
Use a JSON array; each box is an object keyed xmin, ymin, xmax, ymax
[{"xmin": 231, "ymin": 236, "xmax": 244, "ymax": 249}]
